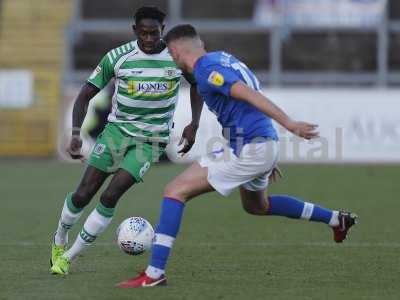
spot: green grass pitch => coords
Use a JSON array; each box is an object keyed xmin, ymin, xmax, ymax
[{"xmin": 0, "ymin": 160, "xmax": 399, "ymax": 299}]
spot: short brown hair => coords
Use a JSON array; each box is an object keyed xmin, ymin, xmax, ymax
[{"xmin": 164, "ymin": 24, "xmax": 198, "ymax": 44}]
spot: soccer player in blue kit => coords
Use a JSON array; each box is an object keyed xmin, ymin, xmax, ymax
[{"xmin": 117, "ymin": 25, "xmax": 358, "ymax": 288}]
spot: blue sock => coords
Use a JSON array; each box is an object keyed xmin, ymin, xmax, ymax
[
  {"xmin": 146, "ymin": 198, "xmax": 185, "ymax": 278},
  {"xmin": 267, "ymin": 195, "xmax": 335, "ymax": 225}
]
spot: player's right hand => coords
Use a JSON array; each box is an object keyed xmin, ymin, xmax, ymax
[
  {"xmin": 178, "ymin": 122, "xmax": 198, "ymax": 156},
  {"xmin": 269, "ymin": 166, "xmax": 283, "ymax": 183},
  {"xmin": 67, "ymin": 135, "xmax": 85, "ymax": 161},
  {"xmin": 287, "ymin": 121, "xmax": 319, "ymax": 140}
]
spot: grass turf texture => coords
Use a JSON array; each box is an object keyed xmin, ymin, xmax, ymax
[{"xmin": 0, "ymin": 160, "xmax": 399, "ymax": 300}]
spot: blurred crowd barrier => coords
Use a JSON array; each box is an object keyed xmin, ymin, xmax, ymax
[
  {"xmin": 0, "ymin": 0, "xmax": 71, "ymax": 156},
  {"xmin": 70, "ymin": 0, "xmax": 399, "ymax": 83},
  {"xmin": 254, "ymin": 0, "xmax": 387, "ymax": 27}
]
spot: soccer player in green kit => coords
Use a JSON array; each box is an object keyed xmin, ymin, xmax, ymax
[{"xmin": 50, "ymin": 6, "xmax": 203, "ymax": 275}]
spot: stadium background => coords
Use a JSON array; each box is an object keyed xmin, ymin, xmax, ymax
[{"xmin": 0, "ymin": 1, "xmax": 399, "ymax": 299}]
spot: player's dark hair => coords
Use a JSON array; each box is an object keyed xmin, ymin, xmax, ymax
[
  {"xmin": 134, "ymin": 6, "xmax": 166, "ymax": 25},
  {"xmin": 164, "ymin": 24, "xmax": 199, "ymax": 44}
]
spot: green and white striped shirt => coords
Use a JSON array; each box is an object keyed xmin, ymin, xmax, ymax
[{"xmin": 87, "ymin": 40, "xmax": 186, "ymax": 143}]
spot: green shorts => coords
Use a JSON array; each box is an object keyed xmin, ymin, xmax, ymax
[{"xmin": 88, "ymin": 123, "xmax": 166, "ymax": 182}]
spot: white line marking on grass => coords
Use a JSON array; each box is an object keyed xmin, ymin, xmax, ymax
[{"xmin": 1, "ymin": 241, "xmax": 400, "ymax": 248}]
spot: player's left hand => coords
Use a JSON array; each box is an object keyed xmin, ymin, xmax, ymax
[{"xmin": 178, "ymin": 122, "xmax": 199, "ymax": 155}]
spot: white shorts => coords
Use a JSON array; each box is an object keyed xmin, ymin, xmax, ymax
[{"xmin": 199, "ymin": 141, "xmax": 279, "ymax": 196}]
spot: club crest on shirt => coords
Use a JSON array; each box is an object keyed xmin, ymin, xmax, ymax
[
  {"xmin": 208, "ymin": 71, "xmax": 224, "ymax": 86},
  {"xmin": 93, "ymin": 143, "xmax": 106, "ymax": 155},
  {"xmin": 164, "ymin": 67, "xmax": 178, "ymax": 79}
]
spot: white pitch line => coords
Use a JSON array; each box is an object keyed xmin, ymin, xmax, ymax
[{"xmin": 1, "ymin": 241, "xmax": 400, "ymax": 248}]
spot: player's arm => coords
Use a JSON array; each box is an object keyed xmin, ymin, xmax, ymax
[
  {"xmin": 67, "ymin": 83, "xmax": 100, "ymax": 160},
  {"xmin": 72, "ymin": 83, "xmax": 100, "ymax": 135},
  {"xmin": 67, "ymin": 52, "xmax": 115, "ymax": 160},
  {"xmin": 179, "ymin": 74, "xmax": 204, "ymax": 155},
  {"xmin": 230, "ymin": 81, "xmax": 318, "ymax": 139}
]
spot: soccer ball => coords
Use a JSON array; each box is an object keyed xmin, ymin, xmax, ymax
[{"xmin": 116, "ymin": 217, "xmax": 155, "ymax": 255}]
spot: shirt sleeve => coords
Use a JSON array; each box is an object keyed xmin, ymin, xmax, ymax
[
  {"xmin": 199, "ymin": 64, "xmax": 241, "ymax": 97},
  {"xmin": 87, "ymin": 53, "xmax": 114, "ymax": 90}
]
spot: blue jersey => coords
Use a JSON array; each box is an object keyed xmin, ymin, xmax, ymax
[{"xmin": 193, "ymin": 51, "xmax": 278, "ymax": 155}]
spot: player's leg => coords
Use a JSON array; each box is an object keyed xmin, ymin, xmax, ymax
[
  {"xmin": 239, "ymin": 187, "xmax": 269, "ymax": 215},
  {"xmin": 240, "ymin": 182, "xmax": 339, "ymax": 224},
  {"xmin": 164, "ymin": 161, "xmax": 215, "ymax": 201},
  {"xmin": 239, "ymin": 184, "xmax": 357, "ymax": 242},
  {"xmin": 117, "ymin": 162, "xmax": 214, "ymax": 287},
  {"xmin": 51, "ymin": 125, "xmax": 126, "ymax": 274},
  {"xmin": 237, "ymin": 140, "xmax": 357, "ymax": 239},
  {"xmin": 52, "ymin": 122, "xmax": 117, "ymax": 253},
  {"xmin": 55, "ymin": 139, "xmax": 163, "ymax": 272},
  {"xmin": 52, "ymin": 166, "xmax": 108, "ymax": 258},
  {"xmin": 145, "ymin": 163, "xmax": 215, "ymax": 276},
  {"xmin": 117, "ymin": 146, "xmax": 276, "ymax": 287},
  {"xmin": 53, "ymin": 124, "xmax": 121, "ymax": 251},
  {"xmin": 62, "ymin": 169, "xmax": 136, "ymax": 262}
]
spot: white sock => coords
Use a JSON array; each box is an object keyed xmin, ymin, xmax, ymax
[
  {"xmin": 63, "ymin": 206, "xmax": 113, "ymax": 261},
  {"xmin": 145, "ymin": 265, "xmax": 165, "ymax": 279},
  {"xmin": 329, "ymin": 211, "xmax": 340, "ymax": 227},
  {"xmin": 54, "ymin": 194, "xmax": 83, "ymax": 246}
]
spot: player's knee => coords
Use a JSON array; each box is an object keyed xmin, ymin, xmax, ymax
[
  {"xmin": 71, "ymin": 190, "xmax": 91, "ymax": 208},
  {"xmin": 163, "ymin": 180, "xmax": 189, "ymax": 202},
  {"xmin": 100, "ymin": 189, "xmax": 119, "ymax": 208},
  {"xmin": 242, "ymin": 202, "xmax": 267, "ymax": 216},
  {"xmin": 73, "ymin": 181, "xmax": 100, "ymax": 208}
]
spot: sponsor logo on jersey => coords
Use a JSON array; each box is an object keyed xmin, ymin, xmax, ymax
[
  {"xmin": 208, "ymin": 71, "xmax": 224, "ymax": 86},
  {"xmin": 130, "ymin": 70, "xmax": 143, "ymax": 75},
  {"xmin": 128, "ymin": 81, "xmax": 174, "ymax": 95},
  {"xmin": 89, "ymin": 66, "xmax": 102, "ymax": 80}
]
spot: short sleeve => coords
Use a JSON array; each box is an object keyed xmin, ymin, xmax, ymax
[
  {"xmin": 87, "ymin": 53, "xmax": 114, "ymax": 90},
  {"xmin": 198, "ymin": 65, "xmax": 241, "ymax": 96}
]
